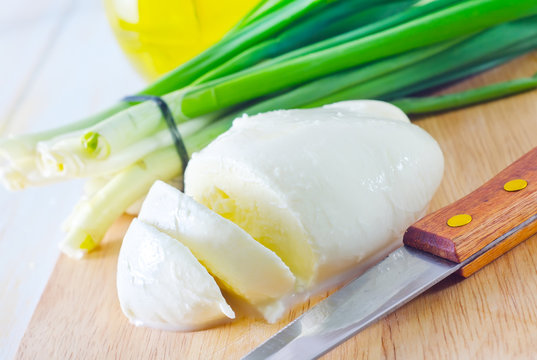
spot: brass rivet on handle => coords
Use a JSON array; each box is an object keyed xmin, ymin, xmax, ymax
[
  {"xmin": 447, "ymin": 214, "xmax": 472, "ymax": 227},
  {"xmin": 504, "ymin": 179, "xmax": 527, "ymax": 192}
]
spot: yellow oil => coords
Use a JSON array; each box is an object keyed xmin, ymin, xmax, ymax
[{"xmin": 104, "ymin": 0, "xmax": 259, "ymax": 81}]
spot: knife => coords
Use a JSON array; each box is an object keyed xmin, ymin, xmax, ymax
[{"xmin": 243, "ymin": 147, "xmax": 537, "ymax": 359}]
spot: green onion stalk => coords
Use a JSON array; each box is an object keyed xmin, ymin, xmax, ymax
[
  {"xmin": 392, "ymin": 72, "xmax": 537, "ymax": 114},
  {"xmin": 193, "ymin": 0, "xmax": 413, "ymax": 84},
  {"xmin": 31, "ymin": 1, "xmax": 537, "ymax": 185},
  {"xmin": 60, "ymin": 119, "xmax": 233, "ymax": 256},
  {"xmin": 86, "ymin": 0, "xmax": 537, "ymax": 156},
  {"xmin": 60, "ymin": 145, "xmax": 182, "ymax": 258},
  {"xmin": 36, "ymin": 110, "xmax": 217, "ymax": 179},
  {"xmin": 305, "ymin": 17, "xmax": 537, "ymax": 107},
  {"xmin": 2, "ymin": 0, "xmax": 537, "ymax": 257}
]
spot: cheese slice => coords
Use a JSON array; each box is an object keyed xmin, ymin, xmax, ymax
[
  {"xmin": 117, "ymin": 218, "xmax": 234, "ymax": 331},
  {"xmin": 138, "ymin": 180, "xmax": 296, "ymax": 321}
]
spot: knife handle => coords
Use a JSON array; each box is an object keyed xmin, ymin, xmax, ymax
[{"xmin": 403, "ymin": 146, "xmax": 537, "ymax": 277}]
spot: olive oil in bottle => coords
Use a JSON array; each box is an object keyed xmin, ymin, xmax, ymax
[{"xmin": 104, "ymin": 0, "xmax": 258, "ymax": 81}]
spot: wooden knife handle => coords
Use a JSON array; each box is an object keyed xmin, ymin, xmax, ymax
[{"xmin": 403, "ymin": 147, "xmax": 537, "ymax": 277}]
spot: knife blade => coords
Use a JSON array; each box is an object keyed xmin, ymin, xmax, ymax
[{"xmin": 244, "ymin": 146, "xmax": 537, "ymax": 359}]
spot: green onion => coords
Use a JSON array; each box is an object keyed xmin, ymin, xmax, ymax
[
  {"xmin": 36, "ymin": 109, "xmax": 217, "ymax": 179},
  {"xmin": 2, "ymin": 0, "xmax": 537, "ymax": 257},
  {"xmin": 315, "ymin": 1, "xmax": 419, "ymax": 41},
  {"xmin": 383, "ymin": 40, "xmax": 537, "ymax": 101},
  {"xmin": 251, "ymin": 0, "xmax": 464, "ymax": 68},
  {"xmin": 59, "ymin": 116, "xmax": 230, "ymax": 254},
  {"xmin": 305, "ymin": 16, "xmax": 537, "ymax": 107},
  {"xmin": 60, "ymin": 145, "xmax": 182, "ymax": 257},
  {"xmin": 227, "ymin": 0, "xmax": 293, "ymax": 34},
  {"xmin": 235, "ymin": 40, "xmax": 461, "ymax": 116},
  {"xmin": 392, "ymin": 73, "xmax": 537, "ymax": 114},
  {"xmin": 71, "ymin": 0, "xmax": 535, "ymax": 167},
  {"xmin": 194, "ymin": 0, "xmax": 402, "ymax": 84},
  {"xmin": 0, "ymin": 102, "xmax": 129, "ymax": 190},
  {"xmin": 179, "ymin": 0, "xmax": 537, "ymax": 118}
]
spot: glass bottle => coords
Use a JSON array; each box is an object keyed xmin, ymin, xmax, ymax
[{"xmin": 104, "ymin": 0, "xmax": 258, "ymax": 81}]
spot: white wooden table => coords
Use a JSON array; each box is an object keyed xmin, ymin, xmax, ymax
[{"xmin": 0, "ymin": 1, "xmax": 143, "ymax": 358}]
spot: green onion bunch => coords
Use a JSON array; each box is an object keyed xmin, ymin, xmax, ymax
[{"xmin": 2, "ymin": 0, "xmax": 537, "ymax": 256}]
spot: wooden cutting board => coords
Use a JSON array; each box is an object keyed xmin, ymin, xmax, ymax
[{"xmin": 16, "ymin": 53, "xmax": 537, "ymax": 360}]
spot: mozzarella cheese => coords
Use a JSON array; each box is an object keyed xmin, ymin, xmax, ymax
[
  {"xmin": 117, "ymin": 100, "xmax": 444, "ymax": 329},
  {"xmin": 117, "ymin": 218, "xmax": 234, "ymax": 331},
  {"xmin": 137, "ymin": 180, "xmax": 295, "ymax": 321},
  {"xmin": 185, "ymin": 101, "xmax": 443, "ymax": 287}
]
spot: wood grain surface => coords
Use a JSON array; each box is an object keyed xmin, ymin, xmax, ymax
[
  {"xmin": 404, "ymin": 146, "xmax": 537, "ymax": 277},
  {"xmin": 16, "ymin": 53, "xmax": 537, "ymax": 360}
]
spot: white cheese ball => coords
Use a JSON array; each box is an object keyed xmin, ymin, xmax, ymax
[
  {"xmin": 185, "ymin": 101, "xmax": 443, "ymax": 288},
  {"xmin": 138, "ymin": 181, "xmax": 295, "ymax": 322}
]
